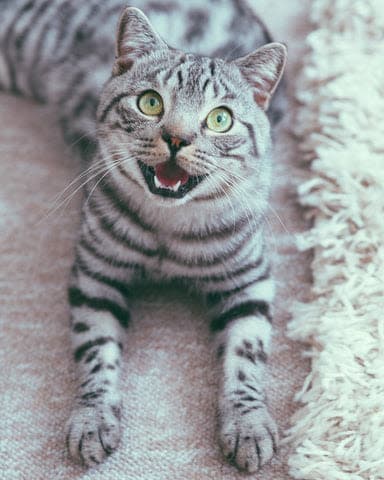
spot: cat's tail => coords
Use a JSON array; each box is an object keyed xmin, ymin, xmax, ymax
[{"xmin": 0, "ymin": 0, "xmax": 117, "ymax": 157}]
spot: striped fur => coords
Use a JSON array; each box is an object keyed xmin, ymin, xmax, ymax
[{"xmin": 0, "ymin": 0, "xmax": 286, "ymax": 472}]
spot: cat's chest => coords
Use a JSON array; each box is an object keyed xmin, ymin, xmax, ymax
[{"xmin": 138, "ymin": 224, "xmax": 251, "ymax": 281}]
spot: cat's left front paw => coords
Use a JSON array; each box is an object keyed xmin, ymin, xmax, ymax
[
  {"xmin": 219, "ymin": 405, "xmax": 278, "ymax": 472},
  {"xmin": 66, "ymin": 403, "xmax": 122, "ymax": 468}
]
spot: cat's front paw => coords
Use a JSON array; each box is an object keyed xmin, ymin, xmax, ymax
[
  {"xmin": 66, "ymin": 403, "xmax": 122, "ymax": 467},
  {"xmin": 219, "ymin": 405, "xmax": 278, "ymax": 472}
]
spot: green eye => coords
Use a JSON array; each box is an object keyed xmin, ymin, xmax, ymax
[
  {"xmin": 138, "ymin": 90, "xmax": 163, "ymax": 116},
  {"xmin": 206, "ymin": 107, "xmax": 232, "ymax": 133}
]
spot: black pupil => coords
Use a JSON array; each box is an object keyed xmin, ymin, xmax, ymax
[
  {"xmin": 150, "ymin": 97, "xmax": 156, "ymax": 107},
  {"xmin": 217, "ymin": 114, "xmax": 223, "ymax": 123}
]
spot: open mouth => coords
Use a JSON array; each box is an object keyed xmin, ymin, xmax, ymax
[{"xmin": 138, "ymin": 160, "xmax": 206, "ymax": 199}]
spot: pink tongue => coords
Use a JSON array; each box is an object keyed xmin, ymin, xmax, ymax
[{"xmin": 155, "ymin": 161, "xmax": 189, "ymax": 187}]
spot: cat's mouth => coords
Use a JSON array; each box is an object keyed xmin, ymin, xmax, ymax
[{"xmin": 138, "ymin": 160, "xmax": 206, "ymax": 199}]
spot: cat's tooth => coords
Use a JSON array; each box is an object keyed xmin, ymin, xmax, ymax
[
  {"xmin": 154, "ymin": 175, "xmax": 162, "ymax": 189},
  {"xmin": 171, "ymin": 181, "xmax": 181, "ymax": 192}
]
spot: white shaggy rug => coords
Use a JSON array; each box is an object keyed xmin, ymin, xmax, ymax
[
  {"xmin": 286, "ymin": 0, "xmax": 384, "ymax": 479},
  {"xmin": 0, "ymin": 1, "xmax": 312, "ymax": 479}
]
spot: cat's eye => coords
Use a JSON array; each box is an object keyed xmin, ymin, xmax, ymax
[
  {"xmin": 138, "ymin": 90, "xmax": 163, "ymax": 116},
  {"xmin": 206, "ymin": 107, "xmax": 233, "ymax": 133}
]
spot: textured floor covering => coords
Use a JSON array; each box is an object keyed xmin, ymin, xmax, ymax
[
  {"xmin": 0, "ymin": 1, "xmax": 311, "ymax": 478},
  {"xmin": 286, "ymin": 1, "xmax": 384, "ymax": 478}
]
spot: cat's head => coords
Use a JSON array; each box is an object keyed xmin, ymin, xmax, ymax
[{"xmin": 97, "ymin": 7, "xmax": 286, "ymax": 206}]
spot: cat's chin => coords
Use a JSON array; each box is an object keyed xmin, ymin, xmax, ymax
[{"xmin": 138, "ymin": 160, "xmax": 206, "ymax": 200}]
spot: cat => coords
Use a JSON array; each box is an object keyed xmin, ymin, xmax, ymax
[{"xmin": 0, "ymin": 0, "xmax": 286, "ymax": 473}]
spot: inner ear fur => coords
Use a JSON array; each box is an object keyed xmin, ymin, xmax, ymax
[{"xmin": 234, "ymin": 42, "xmax": 287, "ymax": 110}]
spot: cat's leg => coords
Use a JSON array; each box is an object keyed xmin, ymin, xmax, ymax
[
  {"xmin": 208, "ymin": 277, "xmax": 278, "ymax": 472},
  {"xmin": 65, "ymin": 257, "xmax": 132, "ymax": 467}
]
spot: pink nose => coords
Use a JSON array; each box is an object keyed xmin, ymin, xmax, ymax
[{"xmin": 170, "ymin": 137, "xmax": 182, "ymax": 148}]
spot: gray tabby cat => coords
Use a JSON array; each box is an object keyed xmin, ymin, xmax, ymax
[{"xmin": 0, "ymin": 0, "xmax": 286, "ymax": 473}]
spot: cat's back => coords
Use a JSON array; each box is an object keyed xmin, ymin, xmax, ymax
[
  {"xmin": 0, "ymin": 0, "xmax": 271, "ymax": 66},
  {"xmin": 131, "ymin": 0, "xmax": 272, "ymax": 59}
]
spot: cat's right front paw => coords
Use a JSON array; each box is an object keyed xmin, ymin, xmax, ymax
[
  {"xmin": 219, "ymin": 405, "xmax": 278, "ymax": 473},
  {"xmin": 66, "ymin": 403, "xmax": 122, "ymax": 467}
]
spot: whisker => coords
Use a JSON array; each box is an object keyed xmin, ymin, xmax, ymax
[
  {"xmin": 267, "ymin": 204, "xmax": 292, "ymax": 236},
  {"xmin": 37, "ymin": 150, "xmax": 135, "ymax": 225},
  {"xmin": 49, "ymin": 157, "xmax": 106, "ymax": 207},
  {"xmin": 199, "ymin": 160, "xmax": 277, "ymax": 252},
  {"xmin": 36, "ymin": 162, "xmax": 112, "ymax": 225},
  {"xmin": 83, "ymin": 154, "xmax": 138, "ymax": 208}
]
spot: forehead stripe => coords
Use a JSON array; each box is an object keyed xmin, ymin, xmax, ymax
[
  {"xmin": 209, "ymin": 60, "xmax": 216, "ymax": 76},
  {"xmin": 202, "ymin": 78, "xmax": 210, "ymax": 93},
  {"xmin": 217, "ymin": 77, "xmax": 232, "ymax": 95},
  {"xmin": 163, "ymin": 67, "xmax": 174, "ymax": 84},
  {"xmin": 162, "ymin": 55, "xmax": 188, "ymax": 85},
  {"xmin": 177, "ymin": 70, "xmax": 183, "ymax": 88}
]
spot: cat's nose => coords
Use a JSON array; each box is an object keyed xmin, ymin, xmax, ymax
[{"xmin": 162, "ymin": 131, "xmax": 191, "ymax": 152}]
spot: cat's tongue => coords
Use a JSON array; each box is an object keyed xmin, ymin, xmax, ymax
[{"xmin": 154, "ymin": 161, "xmax": 189, "ymax": 189}]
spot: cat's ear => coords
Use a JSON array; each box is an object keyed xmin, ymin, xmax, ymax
[
  {"xmin": 113, "ymin": 7, "xmax": 168, "ymax": 76},
  {"xmin": 234, "ymin": 42, "xmax": 287, "ymax": 111}
]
